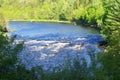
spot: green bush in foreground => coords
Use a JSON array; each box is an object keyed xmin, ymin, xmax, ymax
[
  {"xmin": 31, "ymin": 52, "xmax": 109, "ymax": 80},
  {"xmin": 101, "ymin": 0, "xmax": 120, "ymax": 79},
  {"xmin": 0, "ymin": 32, "xmax": 38, "ymax": 80}
]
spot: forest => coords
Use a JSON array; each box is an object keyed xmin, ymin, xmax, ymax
[
  {"xmin": 0, "ymin": 0, "xmax": 105, "ymax": 27},
  {"xmin": 0, "ymin": 0, "xmax": 120, "ymax": 80}
]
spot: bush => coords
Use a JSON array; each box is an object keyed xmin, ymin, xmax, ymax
[
  {"xmin": 0, "ymin": 32, "xmax": 39, "ymax": 80},
  {"xmin": 101, "ymin": 0, "xmax": 120, "ymax": 79},
  {"xmin": 0, "ymin": 13, "xmax": 7, "ymax": 32},
  {"xmin": 73, "ymin": 2, "xmax": 105, "ymax": 28},
  {"xmin": 31, "ymin": 52, "xmax": 109, "ymax": 80}
]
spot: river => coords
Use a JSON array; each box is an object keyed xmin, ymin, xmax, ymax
[{"xmin": 7, "ymin": 21, "xmax": 103, "ymax": 70}]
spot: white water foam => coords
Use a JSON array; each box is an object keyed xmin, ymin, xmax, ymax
[{"xmin": 16, "ymin": 34, "xmax": 103, "ymax": 70}]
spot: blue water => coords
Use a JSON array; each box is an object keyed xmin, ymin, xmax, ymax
[
  {"xmin": 7, "ymin": 21, "xmax": 103, "ymax": 70},
  {"xmin": 7, "ymin": 21, "xmax": 99, "ymax": 37}
]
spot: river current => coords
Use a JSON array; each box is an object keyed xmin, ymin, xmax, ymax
[{"xmin": 7, "ymin": 21, "xmax": 103, "ymax": 70}]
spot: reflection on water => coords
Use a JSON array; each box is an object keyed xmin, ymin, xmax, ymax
[{"xmin": 7, "ymin": 21, "xmax": 99, "ymax": 37}]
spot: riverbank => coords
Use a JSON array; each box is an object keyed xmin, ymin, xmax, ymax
[
  {"xmin": 8, "ymin": 19, "xmax": 101, "ymax": 30},
  {"xmin": 8, "ymin": 20, "xmax": 71, "ymax": 24},
  {"xmin": 7, "ymin": 19, "xmax": 101, "ymax": 34}
]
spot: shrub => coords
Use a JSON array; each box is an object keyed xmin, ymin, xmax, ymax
[
  {"xmin": 101, "ymin": 0, "xmax": 120, "ymax": 79},
  {"xmin": 0, "ymin": 13, "xmax": 7, "ymax": 32},
  {"xmin": 0, "ymin": 32, "xmax": 39, "ymax": 80}
]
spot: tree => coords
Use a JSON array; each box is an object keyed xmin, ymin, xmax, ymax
[
  {"xmin": 0, "ymin": 13, "xmax": 7, "ymax": 32},
  {"xmin": 101, "ymin": 0, "xmax": 120, "ymax": 79}
]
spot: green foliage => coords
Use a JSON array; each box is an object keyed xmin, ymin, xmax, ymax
[
  {"xmin": 0, "ymin": 32, "xmax": 38, "ymax": 80},
  {"xmin": 0, "ymin": 14, "xmax": 38, "ymax": 79},
  {"xmin": 74, "ymin": 0, "xmax": 105, "ymax": 27},
  {"xmin": 0, "ymin": 13, "xmax": 7, "ymax": 32},
  {"xmin": 39, "ymin": 59, "xmax": 91, "ymax": 80},
  {"xmin": 0, "ymin": 0, "xmax": 73, "ymax": 21},
  {"xmin": 1, "ymin": 0, "xmax": 120, "ymax": 80},
  {"xmin": 0, "ymin": 0, "xmax": 105, "ymax": 27},
  {"xmin": 0, "ymin": 34, "xmax": 22, "ymax": 68},
  {"xmin": 31, "ymin": 52, "xmax": 110, "ymax": 80},
  {"xmin": 101, "ymin": 0, "xmax": 120, "ymax": 79}
]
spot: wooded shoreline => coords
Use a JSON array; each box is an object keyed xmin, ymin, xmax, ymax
[{"xmin": 8, "ymin": 20, "xmax": 71, "ymax": 24}]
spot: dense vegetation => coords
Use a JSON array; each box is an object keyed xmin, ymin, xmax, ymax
[
  {"xmin": 0, "ymin": 0, "xmax": 120, "ymax": 80},
  {"xmin": 0, "ymin": 0, "xmax": 105, "ymax": 27},
  {"xmin": 101, "ymin": 0, "xmax": 120, "ymax": 79},
  {"xmin": 0, "ymin": 14, "xmax": 38, "ymax": 80},
  {"xmin": 0, "ymin": 13, "xmax": 7, "ymax": 31}
]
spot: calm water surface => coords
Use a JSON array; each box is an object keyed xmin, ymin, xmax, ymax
[{"xmin": 7, "ymin": 21, "xmax": 99, "ymax": 37}]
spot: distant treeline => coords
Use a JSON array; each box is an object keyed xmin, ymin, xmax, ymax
[{"xmin": 0, "ymin": 0, "xmax": 105, "ymax": 27}]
